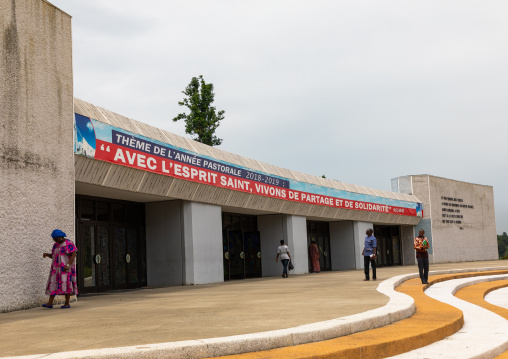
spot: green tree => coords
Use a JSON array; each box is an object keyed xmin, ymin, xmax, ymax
[
  {"xmin": 498, "ymin": 232, "xmax": 508, "ymax": 258},
  {"xmin": 172, "ymin": 75, "xmax": 224, "ymax": 146}
]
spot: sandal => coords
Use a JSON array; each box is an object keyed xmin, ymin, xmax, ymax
[
  {"xmin": 61, "ymin": 305, "xmax": 71, "ymax": 309},
  {"xmin": 41, "ymin": 304, "xmax": 53, "ymax": 309}
]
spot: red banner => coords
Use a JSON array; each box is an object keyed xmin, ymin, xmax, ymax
[{"xmin": 95, "ymin": 140, "xmax": 417, "ymax": 216}]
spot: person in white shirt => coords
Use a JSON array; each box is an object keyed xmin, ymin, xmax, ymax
[{"xmin": 276, "ymin": 240, "xmax": 291, "ymax": 278}]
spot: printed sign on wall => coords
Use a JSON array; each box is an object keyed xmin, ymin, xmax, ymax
[{"xmin": 74, "ymin": 114, "xmax": 423, "ymax": 217}]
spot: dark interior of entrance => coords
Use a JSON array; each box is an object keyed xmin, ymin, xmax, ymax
[
  {"xmin": 222, "ymin": 213, "xmax": 261, "ymax": 280},
  {"xmin": 306, "ymin": 221, "xmax": 332, "ymax": 272},
  {"xmin": 76, "ymin": 195, "xmax": 147, "ymax": 293},
  {"xmin": 373, "ymin": 225, "xmax": 402, "ymax": 267}
]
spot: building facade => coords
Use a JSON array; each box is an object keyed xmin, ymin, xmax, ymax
[{"xmin": 0, "ymin": 0, "xmax": 498, "ymax": 312}]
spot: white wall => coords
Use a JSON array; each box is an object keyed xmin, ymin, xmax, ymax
[
  {"xmin": 182, "ymin": 201, "xmax": 223, "ymax": 285},
  {"xmin": 145, "ymin": 201, "xmax": 183, "ymax": 286},
  {"xmin": 330, "ymin": 221, "xmax": 356, "ymax": 270},
  {"xmin": 353, "ymin": 222, "xmax": 374, "ymax": 269}
]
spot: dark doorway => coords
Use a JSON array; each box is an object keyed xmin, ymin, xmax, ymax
[
  {"xmin": 373, "ymin": 225, "xmax": 402, "ymax": 267},
  {"xmin": 222, "ymin": 213, "xmax": 261, "ymax": 280},
  {"xmin": 306, "ymin": 221, "xmax": 332, "ymax": 272},
  {"xmin": 76, "ymin": 195, "xmax": 147, "ymax": 293}
]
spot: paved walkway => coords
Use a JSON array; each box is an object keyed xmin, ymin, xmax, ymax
[{"xmin": 1, "ymin": 260, "xmax": 507, "ymax": 358}]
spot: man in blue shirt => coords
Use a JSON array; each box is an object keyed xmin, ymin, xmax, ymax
[{"xmin": 362, "ymin": 228, "xmax": 377, "ymax": 281}]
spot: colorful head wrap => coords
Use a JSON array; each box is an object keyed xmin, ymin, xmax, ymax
[{"xmin": 51, "ymin": 229, "xmax": 67, "ymax": 239}]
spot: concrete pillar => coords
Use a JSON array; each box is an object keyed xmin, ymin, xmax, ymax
[
  {"xmin": 0, "ymin": 1, "xmax": 74, "ymax": 312},
  {"xmin": 145, "ymin": 200, "xmax": 183, "ymax": 286},
  {"xmin": 401, "ymin": 225, "xmax": 416, "ymax": 266},
  {"xmin": 283, "ymin": 215, "xmax": 307, "ymax": 275},
  {"xmin": 353, "ymin": 222, "xmax": 374, "ymax": 269},
  {"xmin": 258, "ymin": 214, "xmax": 284, "ymax": 277},
  {"xmin": 181, "ymin": 201, "xmax": 223, "ymax": 285},
  {"xmin": 330, "ymin": 221, "xmax": 356, "ymax": 270},
  {"xmin": 259, "ymin": 214, "xmax": 308, "ymax": 277}
]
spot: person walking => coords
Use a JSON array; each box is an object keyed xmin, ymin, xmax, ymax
[
  {"xmin": 42, "ymin": 229, "xmax": 78, "ymax": 309},
  {"xmin": 362, "ymin": 228, "xmax": 377, "ymax": 281},
  {"xmin": 276, "ymin": 240, "xmax": 291, "ymax": 278},
  {"xmin": 414, "ymin": 229, "xmax": 430, "ymax": 284},
  {"xmin": 308, "ymin": 240, "xmax": 320, "ymax": 273}
]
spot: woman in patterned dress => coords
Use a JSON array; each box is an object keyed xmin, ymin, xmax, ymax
[
  {"xmin": 309, "ymin": 240, "xmax": 320, "ymax": 273},
  {"xmin": 42, "ymin": 229, "xmax": 78, "ymax": 309}
]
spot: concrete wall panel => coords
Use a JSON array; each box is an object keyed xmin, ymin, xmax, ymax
[
  {"xmin": 0, "ymin": 1, "xmax": 74, "ymax": 312},
  {"xmin": 401, "ymin": 225, "xmax": 416, "ymax": 266},
  {"xmin": 258, "ymin": 215, "xmax": 284, "ymax": 277},
  {"xmin": 330, "ymin": 221, "xmax": 356, "ymax": 270},
  {"xmin": 426, "ymin": 176, "xmax": 497, "ymax": 263},
  {"xmin": 284, "ymin": 215, "xmax": 307, "ymax": 275},
  {"xmin": 146, "ymin": 201, "xmax": 183, "ymax": 286},
  {"xmin": 353, "ymin": 222, "xmax": 374, "ymax": 269},
  {"xmin": 182, "ymin": 201, "xmax": 223, "ymax": 285}
]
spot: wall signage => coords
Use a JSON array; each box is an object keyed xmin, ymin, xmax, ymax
[
  {"xmin": 74, "ymin": 114, "xmax": 422, "ymax": 217},
  {"xmin": 440, "ymin": 196, "xmax": 474, "ymax": 224}
]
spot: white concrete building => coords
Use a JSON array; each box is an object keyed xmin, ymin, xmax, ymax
[{"xmin": 0, "ymin": 0, "xmax": 498, "ymax": 312}]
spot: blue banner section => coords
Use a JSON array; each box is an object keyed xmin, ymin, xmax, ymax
[
  {"xmin": 111, "ymin": 130, "xmax": 290, "ymax": 189},
  {"xmin": 288, "ymin": 180, "xmax": 423, "ymax": 214}
]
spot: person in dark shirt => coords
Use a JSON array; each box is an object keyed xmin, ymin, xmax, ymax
[{"xmin": 362, "ymin": 228, "xmax": 377, "ymax": 281}]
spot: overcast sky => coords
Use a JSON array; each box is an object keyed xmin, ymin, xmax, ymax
[{"xmin": 50, "ymin": 0, "xmax": 508, "ymax": 233}]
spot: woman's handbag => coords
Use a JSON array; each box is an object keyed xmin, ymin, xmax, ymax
[{"xmin": 288, "ymin": 260, "xmax": 294, "ymax": 270}]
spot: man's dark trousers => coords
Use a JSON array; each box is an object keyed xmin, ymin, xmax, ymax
[
  {"xmin": 417, "ymin": 257, "xmax": 429, "ymax": 283},
  {"xmin": 364, "ymin": 256, "xmax": 376, "ymax": 279}
]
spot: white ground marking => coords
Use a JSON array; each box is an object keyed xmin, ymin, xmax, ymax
[
  {"xmin": 389, "ymin": 274, "xmax": 508, "ymax": 359},
  {"xmin": 485, "ymin": 286, "xmax": 508, "ymax": 310}
]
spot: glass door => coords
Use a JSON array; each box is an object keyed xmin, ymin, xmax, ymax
[
  {"xmin": 244, "ymin": 232, "xmax": 261, "ymax": 278},
  {"xmin": 114, "ymin": 226, "xmax": 140, "ymax": 289},
  {"xmin": 227, "ymin": 230, "xmax": 244, "ymax": 280},
  {"xmin": 80, "ymin": 225, "xmax": 113, "ymax": 292},
  {"xmin": 222, "ymin": 213, "xmax": 261, "ymax": 280},
  {"xmin": 76, "ymin": 195, "xmax": 147, "ymax": 294},
  {"xmin": 114, "ymin": 227, "xmax": 127, "ymax": 288},
  {"xmin": 373, "ymin": 225, "xmax": 401, "ymax": 267},
  {"xmin": 306, "ymin": 221, "xmax": 332, "ymax": 272}
]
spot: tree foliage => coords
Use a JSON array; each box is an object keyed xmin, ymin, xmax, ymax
[
  {"xmin": 172, "ymin": 75, "xmax": 224, "ymax": 146},
  {"xmin": 498, "ymin": 232, "xmax": 508, "ymax": 258}
]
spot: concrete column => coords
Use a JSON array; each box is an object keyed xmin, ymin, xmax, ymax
[
  {"xmin": 258, "ymin": 214, "xmax": 284, "ymax": 277},
  {"xmin": 353, "ymin": 222, "xmax": 374, "ymax": 269},
  {"xmin": 330, "ymin": 221, "xmax": 356, "ymax": 271},
  {"xmin": 145, "ymin": 201, "xmax": 183, "ymax": 286},
  {"xmin": 181, "ymin": 201, "xmax": 223, "ymax": 285},
  {"xmin": 283, "ymin": 215, "xmax": 307, "ymax": 275},
  {"xmin": 401, "ymin": 225, "xmax": 416, "ymax": 266},
  {"xmin": 0, "ymin": 1, "xmax": 74, "ymax": 312},
  {"xmin": 259, "ymin": 214, "xmax": 308, "ymax": 277}
]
